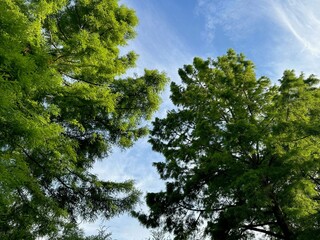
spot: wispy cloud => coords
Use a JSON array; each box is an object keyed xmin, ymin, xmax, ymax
[
  {"xmin": 267, "ymin": 1, "xmax": 320, "ymax": 78},
  {"xmin": 270, "ymin": 1, "xmax": 320, "ymax": 57},
  {"xmin": 196, "ymin": 0, "xmax": 270, "ymax": 42},
  {"xmin": 196, "ymin": 0, "xmax": 320, "ymax": 78}
]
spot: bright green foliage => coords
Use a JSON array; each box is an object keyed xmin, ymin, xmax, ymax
[
  {"xmin": 0, "ymin": 0, "xmax": 167, "ymax": 238},
  {"xmin": 135, "ymin": 50, "xmax": 320, "ymax": 239}
]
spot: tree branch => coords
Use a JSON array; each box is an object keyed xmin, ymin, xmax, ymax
[{"xmin": 244, "ymin": 226, "xmax": 285, "ymax": 239}]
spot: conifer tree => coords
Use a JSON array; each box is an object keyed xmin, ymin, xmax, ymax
[
  {"xmin": 0, "ymin": 0, "xmax": 167, "ymax": 238},
  {"xmin": 136, "ymin": 50, "xmax": 320, "ymax": 240}
]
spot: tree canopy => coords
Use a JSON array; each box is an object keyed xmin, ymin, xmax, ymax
[
  {"xmin": 135, "ymin": 50, "xmax": 320, "ymax": 239},
  {"xmin": 0, "ymin": 0, "xmax": 167, "ymax": 238}
]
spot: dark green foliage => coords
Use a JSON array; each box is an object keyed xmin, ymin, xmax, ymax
[
  {"xmin": 0, "ymin": 0, "xmax": 167, "ymax": 238},
  {"xmin": 135, "ymin": 50, "xmax": 320, "ymax": 239}
]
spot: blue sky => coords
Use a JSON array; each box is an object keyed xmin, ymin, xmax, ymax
[{"xmin": 82, "ymin": 1, "xmax": 320, "ymax": 239}]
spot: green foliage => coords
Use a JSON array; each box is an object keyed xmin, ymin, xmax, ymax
[
  {"xmin": 135, "ymin": 50, "xmax": 320, "ymax": 239},
  {"xmin": 52, "ymin": 224, "xmax": 113, "ymax": 240},
  {"xmin": 0, "ymin": 0, "xmax": 167, "ymax": 238},
  {"xmin": 147, "ymin": 229, "xmax": 172, "ymax": 240}
]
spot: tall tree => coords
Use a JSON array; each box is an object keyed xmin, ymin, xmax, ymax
[
  {"xmin": 135, "ymin": 50, "xmax": 320, "ymax": 239},
  {"xmin": 0, "ymin": 0, "xmax": 167, "ymax": 238}
]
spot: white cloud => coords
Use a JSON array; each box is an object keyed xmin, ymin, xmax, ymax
[
  {"xmin": 196, "ymin": 0, "xmax": 320, "ymax": 79},
  {"xmin": 196, "ymin": 0, "xmax": 270, "ymax": 42},
  {"xmin": 268, "ymin": 1, "xmax": 320, "ymax": 78},
  {"xmin": 270, "ymin": 1, "xmax": 320, "ymax": 57}
]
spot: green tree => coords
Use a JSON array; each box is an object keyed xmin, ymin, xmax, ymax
[
  {"xmin": 147, "ymin": 229, "xmax": 172, "ymax": 240},
  {"xmin": 0, "ymin": 0, "xmax": 167, "ymax": 238},
  {"xmin": 135, "ymin": 50, "xmax": 320, "ymax": 239},
  {"xmin": 53, "ymin": 224, "xmax": 112, "ymax": 240}
]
